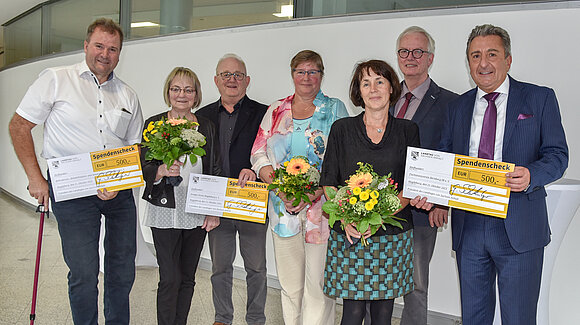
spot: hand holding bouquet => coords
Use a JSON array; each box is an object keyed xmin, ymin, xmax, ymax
[
  {"xmin": 268, "ymin": 156, "xmax": 320, "ymax": 207},
  {"xmin": 141, "ymin": 117, "xmax": 206, "ymax": 185},
  {"xmin": 322, "ymin": 162, "xmax": 404, "ymax": 246}
]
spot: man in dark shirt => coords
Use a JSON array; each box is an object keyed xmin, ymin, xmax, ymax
[{"xmin": 196, "ymin": 53, "xmax": 268, "ymax": 325}]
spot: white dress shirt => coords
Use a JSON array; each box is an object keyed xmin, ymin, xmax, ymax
[
  {"xmin": 16, "ymin": 61, "xmax": 143, "ymax": 159},
  {"xmin": 469, "ymin": 77, "xmax": 510, "ymax": 161}
]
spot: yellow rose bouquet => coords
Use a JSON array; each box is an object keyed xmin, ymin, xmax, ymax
[
  {"xmin": 268, "ymin": 156, "xmax": 320, "ymax": 207},
  {"xmin": 141, "ymin": 117, "xmax": 206, "ymax": 185},
  {"xmin": 322, "ymin": 162, "xmax": 404, "ymax": 246}
]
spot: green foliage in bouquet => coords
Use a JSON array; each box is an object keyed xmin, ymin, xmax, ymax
[
  {"xmin": 141, "ymin": 117, "xmax": 206, "ymax": 167},
  {"xmin": 267, "ymin": 156, "xmax": 320, "ymax": 206},
  {"xmin": 322, "ymin": 162, "xmax": 404, "ymax": 246}
]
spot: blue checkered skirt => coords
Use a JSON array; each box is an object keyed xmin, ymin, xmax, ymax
[{"xmin": 323, "ymin": 229, "xmax": 414, "ymax": 300}]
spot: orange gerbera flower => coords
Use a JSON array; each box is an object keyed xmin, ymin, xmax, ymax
[
  {"xmin": 347, "ymin": 173, "xmax": 373, "ymax": 189},
  {"xmin": 286, "ymin": 158, "xmax": 310, "ymax": 175}
]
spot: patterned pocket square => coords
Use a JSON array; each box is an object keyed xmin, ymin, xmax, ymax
[{"xmin": 517, "ymin": 113, "xmax": 533, "ymax": 120}]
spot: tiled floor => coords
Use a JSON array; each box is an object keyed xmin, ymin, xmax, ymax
[{"xmin": 0, "ymin": 191, "xmax": 401, "ymax": 324}]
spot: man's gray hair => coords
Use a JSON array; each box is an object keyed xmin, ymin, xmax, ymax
[
  {"xmin": 466, "ymin": 24, "xmax": 511, "ymax": 58},
  {"xmin": 216, "ymin": 53, "xmax": 247, "ymax": 75},
  {"xmin": 396, "ymin": 26, "xmax": 435, "ymax": 53}
]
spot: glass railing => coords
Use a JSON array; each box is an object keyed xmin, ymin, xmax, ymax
[
  {"xmin": 295, "ymin": 0, "xmax": 554, "ymax": 17},
  {"xmin": 1, "ymin": 0, "xmax": 564, "ymax": 68},
  {"xmin": 1, "ymin": 0, "xmax": 294, "ymax": 67},
  {"xmin": 3, "ymin": 9, "xmax": 42, "ymax": 66}
]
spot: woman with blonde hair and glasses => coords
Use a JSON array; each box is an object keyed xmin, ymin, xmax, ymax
[
  {"xmin": 141, "ymin": 67, "xmax": 221, "ymax": 325},
  {"xmin": 251, "ymin": 50, "xmax": 348, "ymax": 325}
]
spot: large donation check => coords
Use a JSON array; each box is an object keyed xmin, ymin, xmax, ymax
[
  {"xmin": 185, "ymin": 174, "xmax": 268, "ymax": 223},
  {"xmin": 48, "ymin": 145, "xmax": 144, "ymax": 202},
  {"xmin": 402, "ymin": 147, "xmax": 514, "ymax": 218}
]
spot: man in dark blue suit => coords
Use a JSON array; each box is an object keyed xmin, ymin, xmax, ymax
[
  {"xmin": 438, "ymin": 24, "xmax": 568, "ymax": 324},
  {"xmin": 391, "ymin": 26, "xmax": 458, "ymax": 325},
  {"xmin": 196, "ymin": 53, "xmax": 268, "ymax": 325}
]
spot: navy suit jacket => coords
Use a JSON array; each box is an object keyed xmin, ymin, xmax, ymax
[
  {"xmin": 390, "ymin": 79, "xmax": 459, "ymax": 226},
  {"xmin": 196, "ymin": 95, "xmax": 267, "ymax": 178},
  {"xmin": 440, "ymin": 76, "xmax": 568, "ymax": 253}
]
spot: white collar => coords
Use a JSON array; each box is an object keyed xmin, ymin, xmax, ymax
[
  {"xmin": 477, "ymin": 76, "xmax": 510, "ymax": 100},
  {"xmin": 77, "ymin": 60, "xmax": 116, "ymax": 84}
]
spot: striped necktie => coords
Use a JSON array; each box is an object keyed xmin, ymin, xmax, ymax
[{"xmin": 478, "ymin": 92, "xmax": 500, "ymax": 159}]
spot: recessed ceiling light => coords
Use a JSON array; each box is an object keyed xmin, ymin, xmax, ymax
[{"xmin": 131, "ymin": 22, "xmax": 159, "ymax": 28}]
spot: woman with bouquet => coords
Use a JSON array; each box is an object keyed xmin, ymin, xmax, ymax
[
  {"xmin": 320, "ymin": 60, "xmax": 424, "ymax": 324},
  {"xmin": 140, "ymin": 67, "xmax": 221, "ymax": 325},
  {"xmin": 250, "ymin": 50, "xmax": 348, "ymax": 325}
]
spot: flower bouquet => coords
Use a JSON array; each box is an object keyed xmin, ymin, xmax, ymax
[
  {"xmin": 141, "ymin": 117, "xmax": 206, "ymax": 186},
  {"xmin": 268, "ymin": 156, "xmax": 320, "ymax": 207},
  {"xmin": 322, "ymin": 162, "xmax": 404, "ymax": 246}
]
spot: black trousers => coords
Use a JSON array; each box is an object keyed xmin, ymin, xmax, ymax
[{"xmin": 151, "ymin": 226, "xmax": 206, "ymax": 325}]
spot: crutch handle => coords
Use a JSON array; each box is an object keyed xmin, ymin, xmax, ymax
[{"xmin": 35, "ymin": 205, "xmax": 49, "ymax": 218}]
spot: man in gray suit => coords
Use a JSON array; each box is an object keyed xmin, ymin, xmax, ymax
[{"xmin": 392, "ymin": 26, "xmax": 458, "ymax": 325}]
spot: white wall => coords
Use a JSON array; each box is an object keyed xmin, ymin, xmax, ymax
[{"xmin": 1, "ymin": 2, "xmax": 579, "ymax": 322}]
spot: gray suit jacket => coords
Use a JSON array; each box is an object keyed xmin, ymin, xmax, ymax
[{"xmin": 390, "ymin": 79, "xmax": 459, "ymax": 227}]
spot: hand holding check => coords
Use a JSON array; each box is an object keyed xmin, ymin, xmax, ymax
[{"xmin": 505, "ymin": 166, "xmax": 531, "ymax": 192}]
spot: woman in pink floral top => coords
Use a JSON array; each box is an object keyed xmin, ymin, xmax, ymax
[{"xmin": 250, "ymin": 50, "xmax": 348, "ymax": 325}]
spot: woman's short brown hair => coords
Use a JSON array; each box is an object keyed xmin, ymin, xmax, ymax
[
  {"xmin": 163, "ymin": 67, "xmax": 202, "ymax": 109},
  {"xmin": 290, "ymin": 50, "xmax": 324, "ymax": 77},
  {"xmin": 349, "ymin": 60, "xmax": 401, "ymax": 109}
]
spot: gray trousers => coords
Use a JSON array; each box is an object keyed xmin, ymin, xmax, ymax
[
  {"xmin": 400, "ymin": 225, "xmax": 438, "ymax": 325},
  {"xmin": 208, "ymin": 218, "xmax": 268, "ymax": 325}
]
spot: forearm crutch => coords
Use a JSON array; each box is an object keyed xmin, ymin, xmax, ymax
[{"xmin": 30, "ymin": 204, "xmax": 49, "ymax": 325}]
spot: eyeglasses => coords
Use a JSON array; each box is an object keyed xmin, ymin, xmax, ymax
[
  {"xmin": 397, "ymin": 48, "xmax": 431, "ymax": 59},
  {"xmin": 293, "ymin": 69, "xmax": 321, "ymax": 77},
  {"xmin": 169, "ymin": 87, "xmax": 195, "ymax": 95},
  {"xmin": 218, "ymin": 72, "xmax": 246, "ymax": 81}
]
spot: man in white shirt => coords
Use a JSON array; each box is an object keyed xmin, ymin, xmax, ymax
[{"xmin": 8, "ymin": 18, "xmax": 143, "ymax": 324}]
